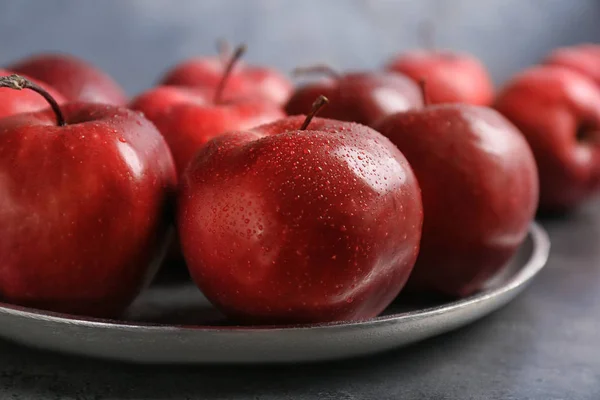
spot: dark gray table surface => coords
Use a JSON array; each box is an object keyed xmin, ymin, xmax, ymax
[{"xmin": 0, "ymin": 200, "xmax": 598, "ymax": 400}]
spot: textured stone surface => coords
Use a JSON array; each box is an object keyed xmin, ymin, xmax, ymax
[{"xmin": 0, "ymin": 1, "xmax": 599, "ymax": 398}]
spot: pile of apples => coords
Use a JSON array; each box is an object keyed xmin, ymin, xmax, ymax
[{"xmin": 0, "ymin": 40, "xmax": 598, "ymax": 325}]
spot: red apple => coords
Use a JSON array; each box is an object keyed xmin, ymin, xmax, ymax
[
  {"xmin": 178, "ymin": 96, "xmax": 424, "ymax": 324},
  {"xmin": 284, "ymin": 65, "xmax": 423, "ymax": 126},
  {"xmin": 0, "ymin": 68, "xmax": 66, "ymax": 119},
  {"xmin": 494, "ymin": 65, "xmax": 600, "ymax": 212},
  {"xmin": 0, "ymin": 74, "xmax": 176, "ymax": 318},
  {"xmin": 129, "ymin": 85, "xmax": 212, "ymax": 126},
  {"xmin": 385, "ymin": 50, "xmax": 494, "ymax": 106},
  {"xmin": 542, "ymin": 43, "xmax": 600, "ymax": 86},
  {"xmin": 130, "ymin": 46, "xmax": 285, "ymax": 175},
  {"xmin": 373, "ymin": 84, "xmax": 538, "ymax": 297},
  {"xmin": 7, "ymin": 53, "xmax": 127, "ymax": 105},
  {"xmin": 158, "ymin": 42, "xmax": 292, "ymax": 106}
]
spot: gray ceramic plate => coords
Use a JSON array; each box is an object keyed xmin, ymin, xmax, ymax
[{"xmin": 0, "ymin": 222, "xmax": 550, "ymax": 364}]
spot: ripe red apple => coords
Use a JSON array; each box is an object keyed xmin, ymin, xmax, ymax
[
  {"xmin": 284, "ymin": 65, "xmax": 423, "ymax": 126},
  {"xmin": 0, "ymin": 68, "xmax": 66, "ymax": 118},
  {"xmin": 494, "ymin": 65, "xmax": 600, "ymax": 212},
  {"xmin": 542, "ymin": 43, "xmax": 600, "ymax": 86},
  {"xmin": 385, "ymin": 50, "xmax": 494, "ymax": 106},
  {"xmin": 7, "ymin": 53, "xmax": 127, "ymax": 105},
  {"xmin": 178, "ymin": 96, "xmax": 424, "ymax": 324},
  {"xmin": 373, "ymin": 85, "xmax": 538, "ymax": 297},
  {"xmin": 158, "ymin": 42, "xmax": 292, "ymax": 106},
  {"xmin": 0, "ymin": 74, "xmax": 176, "ymax": 318},
  {"xmin": 129, "ymin": 85, "xmax": 212, "ymax": 126},
  {"xmin": 130, "ymin": 46, "xmax": 285, "ymax": 175}
]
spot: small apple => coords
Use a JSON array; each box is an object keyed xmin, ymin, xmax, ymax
[
  {"xmin": 130, "ymin": 45, "xmax": 285, "ymax": 175},
  {"xmin": 373, "ymin": 82, "xmax": 538, "ymax": 297},
  {"xmin": 494, "ymin": 65, "xmax": 600, "ymax": 212},
  {"xmin": 542, "ymin": 43, "xmax": 600, "ymax": 86},
  {"xmin": 178, "ymin": 96, "xmax": 424, "ymax": 324},
  {"xmin": 0, "ymin": 68, "xmax": 66, "ymax": 119},
  {"xmin": 159, "ymin": 41, "xmax": 292, "ymax": 106},
  {"xmin": 128, "ymin": 85, "xmax": 213, "ymax": 124},
  {"xmin": 385, "ymin": 50, "xmax": 494, "ymax": 106},
  {"xmin": 0, "ymin": 74, "xmax": 176, "ymax": 318},
  {"xmin": 284, "ymin": 65, "xmax": 422, "ymax": 126},
  {"xmin": 7, "ymin": 53, "xmax": 127, "ymax": 105}
]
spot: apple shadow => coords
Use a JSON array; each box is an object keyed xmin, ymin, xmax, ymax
[
  {"xmin": 534, "ymin": 194, "xmax": 600, "ymax": 222},
  {"xmin": 151, "ymin": 261, "xmax": 191, "ymax": 286},
  {"xmin": 389, "ymin": 290, "xmax": 454, "ymax": 313},
  {"xmin": 122, "ymin": 281, "xmax": 230, "ymax": 326},
  {"xmin": 535, "ymin": 208, "xmax": 572, "ymax": 221}
]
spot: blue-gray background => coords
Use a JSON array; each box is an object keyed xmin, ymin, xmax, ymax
[{"xmin": 1, "ymin": 0, "xmax": 600, "ymax": 95}]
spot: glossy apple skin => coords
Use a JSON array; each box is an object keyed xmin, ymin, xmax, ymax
[
  {"xmin": 178, "ymin": 116, "xmax": 424, "ymax": 324},
  {"xmin": 374, "ymin": 105, "xmax": 538, "ymax": 297},
  {"xmin": 494, "ymin": 66, "xmax": 600, "ymax": 212},
  {"xmin": 129, "ymin": 85, "xmax": 211, "ymax": 124},
  {"xmin": 543, "ymin": 44, "xmax": 600, "ymax": 86},
  {"xmin": 284, "ymin": 72, "xmax": 423, "ymax": 126},
  {"xmin": 0, "ymin": 69, "xmax": 66, "ymax": 119},
  {"xmin": 130, "ymin": 86, "xmax": 285, "ymax": 175},
  {"xmin": 159, "ymin": 56, "xmax": 293, "ymax": 105},
  {"xmin": 386, "ymin": 50, "xmax": 494, "ymax": 106},
  {"xmin": 7, "ymin": 53, "xmax": 128, "ymax": 105},
  {"xmin": 0, "ymin": 104, "xmax": 177, "ymax": 318}
]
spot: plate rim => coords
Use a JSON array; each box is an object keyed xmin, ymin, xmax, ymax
[{"xmin": 0, "ymin": 222, "xmax": 550, "ymax": 334}]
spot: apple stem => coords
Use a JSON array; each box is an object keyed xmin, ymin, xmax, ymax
[
  {"xmin": 0, "ymin": 74, "xmax": 66, "ymax": 126},
  {"xmin": 418, "ymin": 79, "xmax": 430, "ymax": 106},
  {"xmin": 214, "ymin": 44, "xmax": 246, "ymax": 104},
  {"xmin": 292, "ymin": 64, "xmax": 340, "ymax": 79},
  {"xmin": 300, "ymin": 95, "xmax": 329, "ymax": 130}
]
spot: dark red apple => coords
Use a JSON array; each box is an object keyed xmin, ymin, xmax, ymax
[
  {"xmin": 373, "ymin": 85, "xmax": 538, "ymax": 297},
  {"xmin": 285, "ymin": 65, "xmax": 423, "ymax": 126},
  {"xmin": 7, "ymin": 53, "xmax": 127, "ymax": 105},
  {"xmin": 494, "ymin": 65, "xmax": 600, "ymax": 212},
  {"xmin": 0, "ymin": 68, "xmax": 66, "ymax": 119},
  {"xmin": 178, "ymin": 96, "xmax": 424, "ymax": 324},
  {"xmin": 158, "ymin": 42, "xmax": 292, "ymax": 106},
  {"xmin": 542, "ymin": 43, "xmax": 600, "ymax": 86},
  {"xmin": 0, "ymin": 74, "xmax": 176, "ymax": 318},
  {"xmin": 130, "ymin": 46, "xmax": 285, "ymax": 175},
  {"xmin": 385, "ymin": 50, "xmax": 494, "ymax": 106}
]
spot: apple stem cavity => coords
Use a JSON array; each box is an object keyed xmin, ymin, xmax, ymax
[
  {"xmin": 293, "ymin": 64, "xmax": 340, "ymax": 80},
  {"xmin": 214, "ymin": 44, "xmax": 247, "ymax": 104},
  {"xmin": 418, "ymin": 79, "xmax": 430, "ymax": 107},
  {"xmin": 300, "ymin": 95, "xmax": 329, "ymax": 130},
  {"xmin": 0, "ymin": 74, "xmax": 66, "ymax": 126}
]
